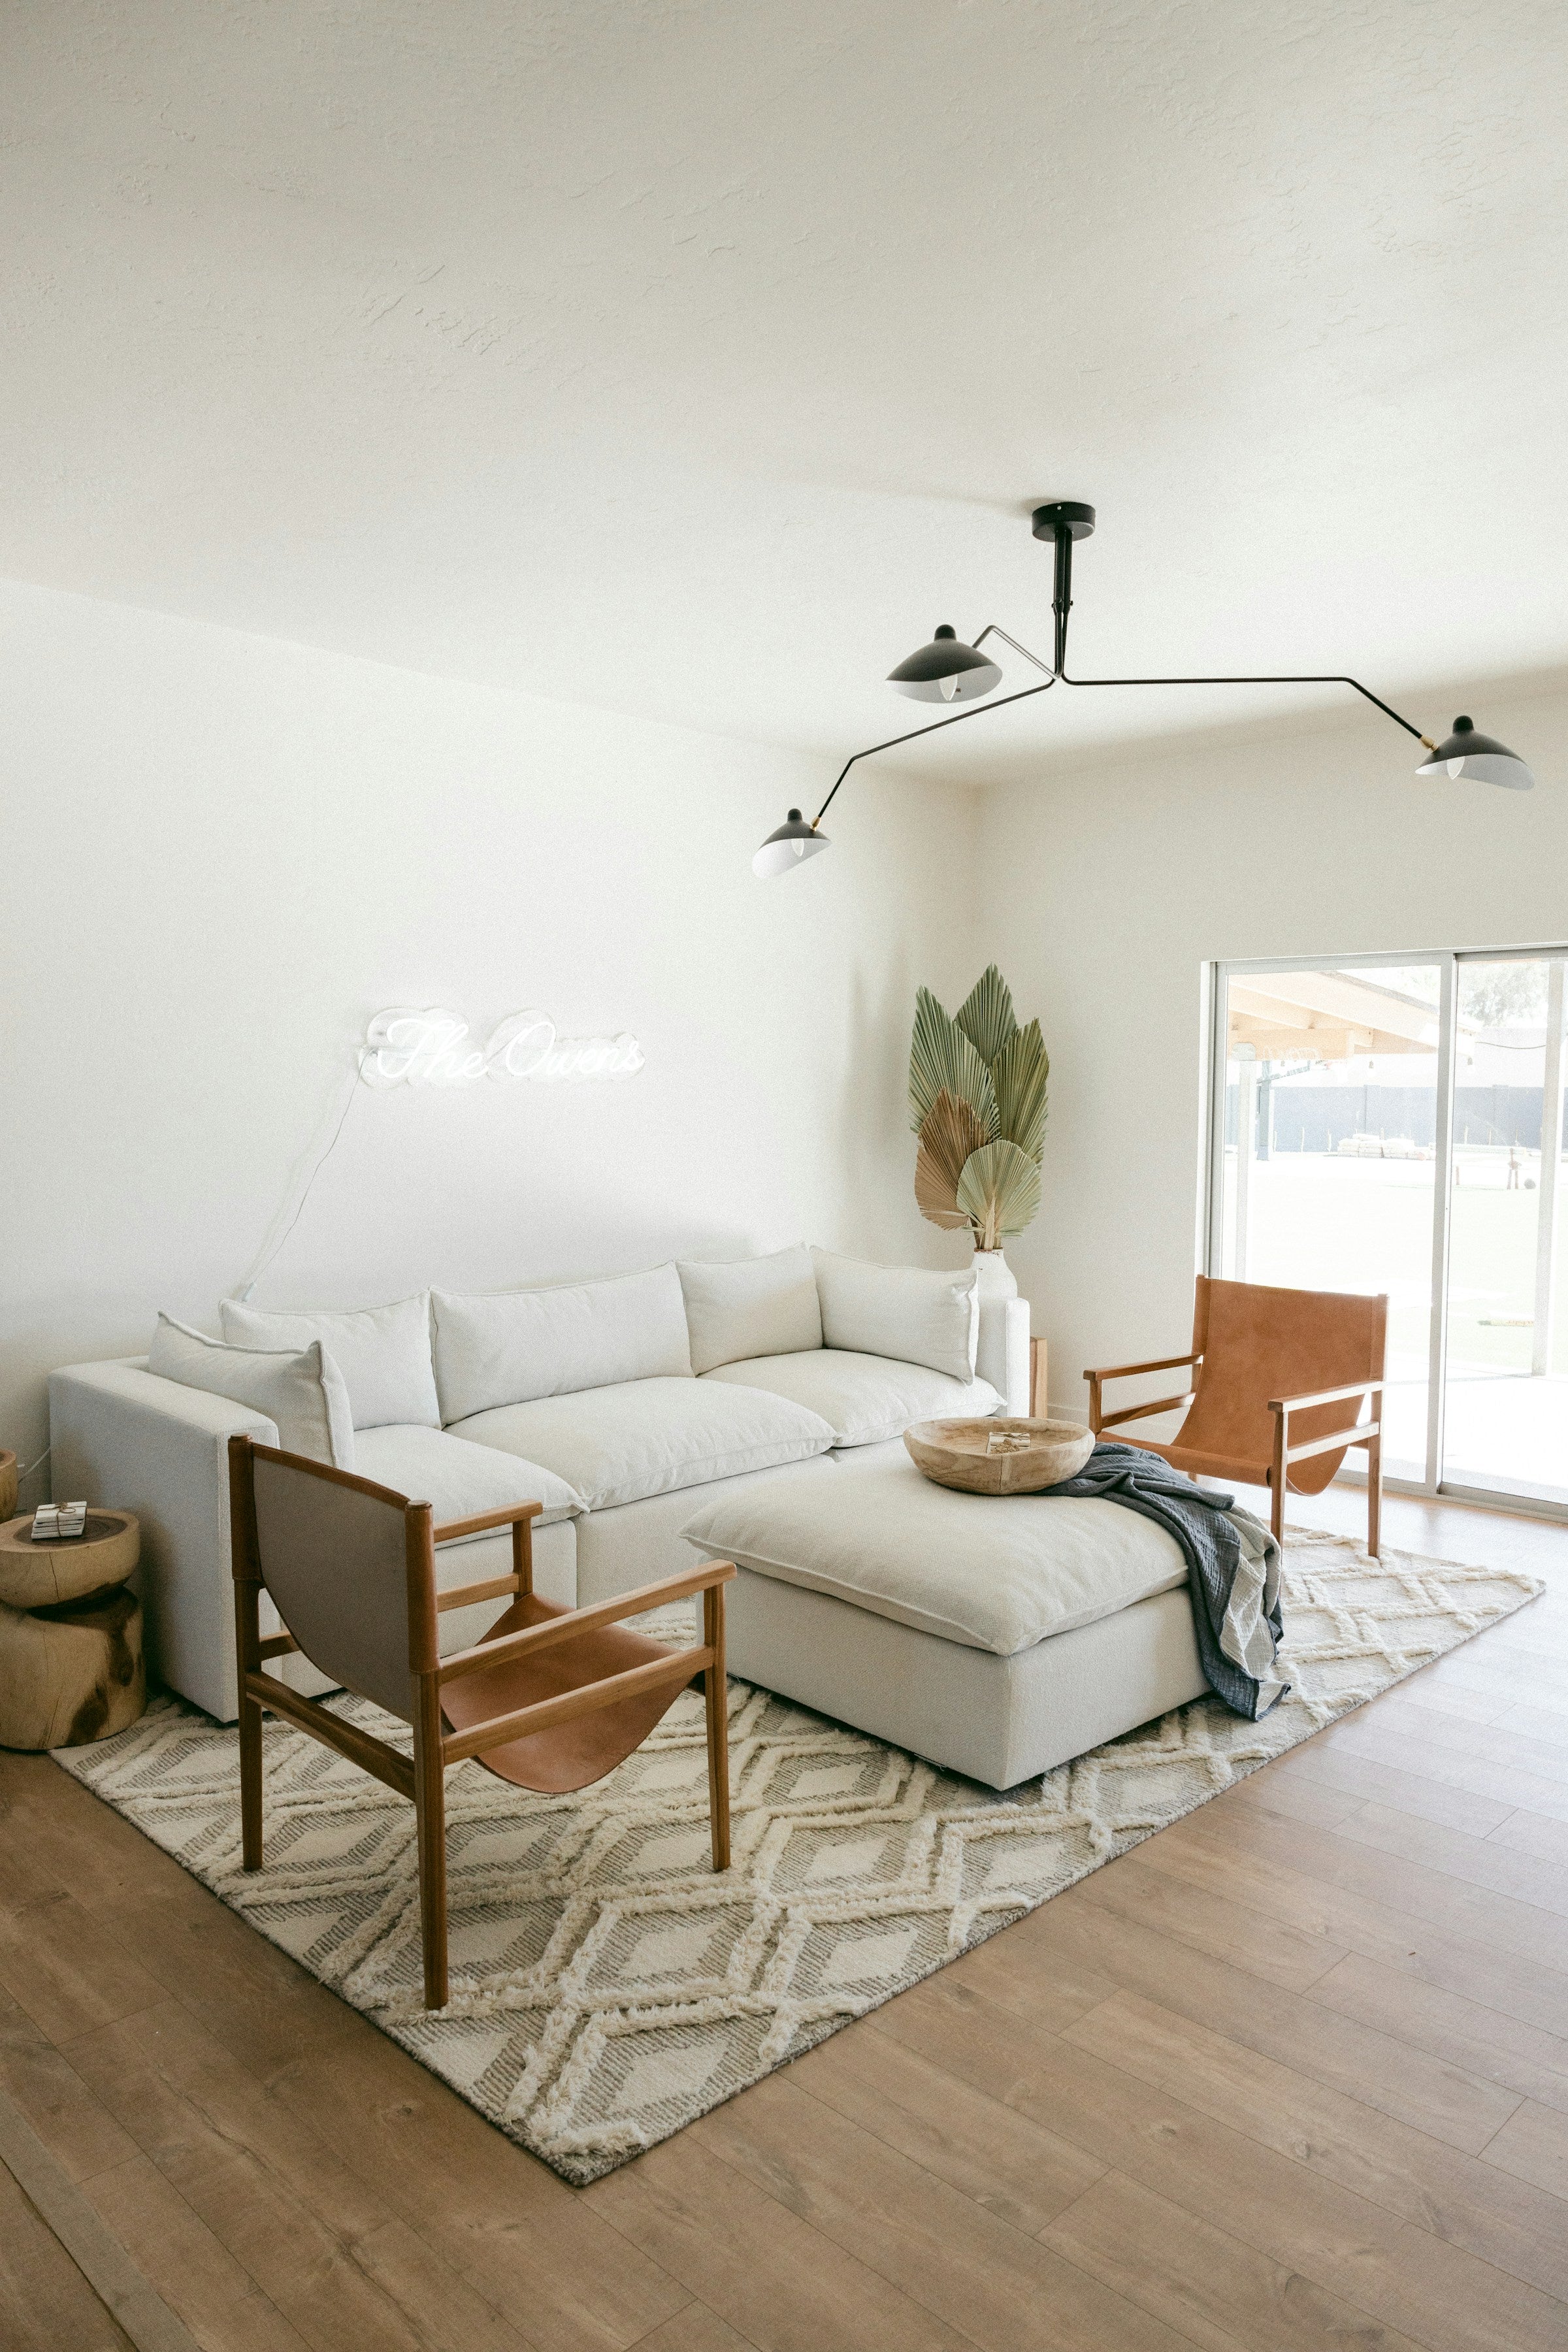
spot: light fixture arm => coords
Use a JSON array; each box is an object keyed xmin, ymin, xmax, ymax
[
  {"xmin": 1040, "ymin": 515, "xmax": 1433, "ymax": 745},
  {"xmin": 811, "ymin": 669, "xmax": 1056, "ymax": 827},
  {"xmin": 970, "ymin": 624, "xmax": 1055, "ymax": 678}
]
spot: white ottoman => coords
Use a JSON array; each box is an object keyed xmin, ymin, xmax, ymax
[{"xmin": 681, "ymin": 1452, "xmax": 1208, "ymax": 1788}]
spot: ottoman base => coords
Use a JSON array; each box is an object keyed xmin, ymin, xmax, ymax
[{"xmin": 727, "ymin": 1568, "xmax": 1207, "ymax": 1789}]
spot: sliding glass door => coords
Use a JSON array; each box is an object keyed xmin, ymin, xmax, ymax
[
  {"xmin": 1209, "ymin": 948, "xmax": 1568, "ymax": 1511},
  {"xmin": 1443, "ymin": 956, "xmax": 1568, "ymax": 1505}
]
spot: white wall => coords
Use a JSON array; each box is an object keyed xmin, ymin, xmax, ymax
[
  {"xmin": 0, "ymin": 580, "xmax": 977, "ymax": 1494},
  {"xmin": 977, "ymin": 679, "xmax": 1568, "ymax": 1415}
]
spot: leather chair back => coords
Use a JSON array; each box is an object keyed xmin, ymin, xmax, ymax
[
  {"xmin": 1177, "ymin": 1276, "xmax": 1386, "ymax": 1492},
  {"xmin": 250, "ymin": 1453, "xmax": 426, "ymax": 1720}
]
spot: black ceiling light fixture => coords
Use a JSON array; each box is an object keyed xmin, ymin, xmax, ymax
[
  {"xmin": 753, "ymin": 500, "xmax": 1536, "ymax": 877},
  {"xmin": 1414, "ymin": 716, "xmax": 1535, "ymax": 791},
  {"xmin": 887, "ymin": 625, "xmax": 1003, "ymax": 702}
]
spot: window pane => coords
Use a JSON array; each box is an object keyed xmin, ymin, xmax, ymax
[
  {"xmin": 1218, "ymin": 963, "xmax": 1441, "ymax": 1479},
  {"xmin": 1443, "ymin": 957, "xmax": 1568, "ymax": 1504}
]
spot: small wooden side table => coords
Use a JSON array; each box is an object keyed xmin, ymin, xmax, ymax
[{"xmin": 0, "ymin": 1510, "xmax": 146, "ymax": 1750}]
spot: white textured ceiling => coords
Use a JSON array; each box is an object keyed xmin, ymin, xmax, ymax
[{"xmin": 5, "ymin": 1, "xmax": 1567, "ymax": 783}]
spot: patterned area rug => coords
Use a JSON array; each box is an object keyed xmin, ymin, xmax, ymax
[{"xmin": 56, "ymin": 1531, "xmax": 1539, "ymax": 2184}]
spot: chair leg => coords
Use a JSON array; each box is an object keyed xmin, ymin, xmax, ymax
[
  {"xmin": 703, "ymin": 1583, "xmax": 730, "ymax": 1872},
  {"xmin": 1366, "ymin": 1432, "xmax": 1382, "ymax": 1561},
  {"xmin": 233, "ymin": 1571, "xmax": 265, "ymax": 1871},
  {"xmin": 1269, "ymin": 1408, "xmax": 1287, "ymax": 1550},
  {"xmin": 413, "ymin": 1676, "xmax": 449, "ymax": 2009},
  {"xmin": 238, "ymin": 1686, "xmax": 264, "ymax": 1870}
]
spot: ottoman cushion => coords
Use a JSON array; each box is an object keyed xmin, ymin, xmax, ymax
[{"xmin": 681, "ymin": 1452, "xmax": 1188, "ymax": 1656}]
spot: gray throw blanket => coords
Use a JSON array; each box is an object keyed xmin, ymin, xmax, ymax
[{"xmin": 1043, "ymin": 1441, "xmax": 1287, "ymax": 1719}]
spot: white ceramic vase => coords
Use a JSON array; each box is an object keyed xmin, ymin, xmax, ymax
[
  {"xmin": 970, "ymin": 1246, "xmax": 1018, "ymax": 1307},
  {"xmin": 970, "ymin": 1246, "xmax": 1020, "ymax": 1408}
]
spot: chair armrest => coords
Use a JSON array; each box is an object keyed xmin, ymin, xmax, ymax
[
  {"xmin": 1096, "ymin": 1390, "xmax": 1200, "ymax": 1429},
  {"xmin": 1083, "ymin": 1350, "xmax": 1200, "ymax": 1437},
  {"xmin": 1267, "ymin": 1379, "xmax": 1382, "ymax": 1413},
  {"xmin": 1269, "ymin": 1378, "xmax": 1383, "ymax": 1475},
  {"xmin": 431, "ymin": 1500, "xmax": 544, "ymax": 1545},
  {"xmin": 439, "ymin": 1558, "xmax": 736, "ymax": 1688},
  {"xmin": 1084, "ymin": 1352, "xmax": 1201, "ymax": 1383}
]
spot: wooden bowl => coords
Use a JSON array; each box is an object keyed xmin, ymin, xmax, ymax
[{"xmin": 904, "ymin": 1416, "xmax": 1097, "ymax": 1495}]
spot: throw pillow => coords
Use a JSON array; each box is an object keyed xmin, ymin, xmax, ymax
[
  {"xmin": 811, "ymin": 1249, "xmax": 979, "ymax": 1382},
  {"xmin": 148, "ymin": 1315, "xmax": 355, "ymax": 1468}
]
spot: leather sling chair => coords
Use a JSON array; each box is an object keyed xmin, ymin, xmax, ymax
[
  {"xmin": 228, "ymin": 1435, "xmax": 736, "ymax": 2010},
  {"xmin": 1084, "ymin": 1277, "xmax": 1386, "ymax": 1556}
]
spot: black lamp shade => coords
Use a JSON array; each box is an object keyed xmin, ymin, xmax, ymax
[
  {"xmin": 887, "ymin": 624, "xmax": 1002, "ymax": 703},
  {"xmin": 753, "ymin": 808, "xmax": 830, "ymax": 879},
  {"xmin": 1415, "ymin": 715, "xmax": 1535, "ymax": 791}
]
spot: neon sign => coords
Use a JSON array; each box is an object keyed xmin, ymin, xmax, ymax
[{"xmin": 361, "ymin": 1007, "xmax": 644, "ymax": 1088}]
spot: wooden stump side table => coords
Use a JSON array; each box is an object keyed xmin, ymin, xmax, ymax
[{"xmin": 0, "ymin": 1510, "xmax": 146, "ymax": 1750}]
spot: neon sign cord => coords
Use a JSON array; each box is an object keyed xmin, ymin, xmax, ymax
[{"xmin": 233, "ymin": 1057, "xmax": 366, "ymax": 1304}]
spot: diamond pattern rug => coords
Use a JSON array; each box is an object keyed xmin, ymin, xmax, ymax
[{"xmin": 55, "ymin": 1531, "xmax": 1540, "ymax": 2183}]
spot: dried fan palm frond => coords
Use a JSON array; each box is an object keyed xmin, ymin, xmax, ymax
[
  {"xmin": 954, "ymin": 964, "xmax": 1018, "ymax": 1068},
  {"xmin": 992, "ymin": 1019, "xmax": 1049, "ymax": 1164},
  {"xmin": 909, "ymin": 987, "xmax": 998, "ymax": 1139},
  {"xmin": 956, "ymin": 1139, "xmax": 1042, "ymax": 1251},
  {"xmin": 915, "ymin": 1088, "xmax": 991, "ymax": 1229}
]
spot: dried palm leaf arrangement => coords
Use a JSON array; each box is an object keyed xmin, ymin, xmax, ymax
[{"xmin": 909, "ymin": 966, "xmax": 1047, "ymax": 1249}]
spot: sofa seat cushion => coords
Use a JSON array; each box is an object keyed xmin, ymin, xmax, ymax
[
  {"xmin": 702, "ymin": 1349, "xmax": 999, "ymax": 1448},
  {"xmin": 450, "ymin": 1377, "xmax": 834, "ymax": 1512},
  {"xmin": 351, "ymin": 1424, "xmax": 584, "ymax": 1539},
  {"xmin": 681, "ymin": 1452, "xmax": 1188, "ymax": 1656}
]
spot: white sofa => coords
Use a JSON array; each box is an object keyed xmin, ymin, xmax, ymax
[{"xmin": 50, "ymin": 1247, "xmax": 1028, "ymax": 1721}]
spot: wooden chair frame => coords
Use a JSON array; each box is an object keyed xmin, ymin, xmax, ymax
[
  {"xmin": 228, "ymin": 1435, "xmax": 736, "ymax": 2008},
  {"xmin": 1085, "ymin": 1350, "xmax": 1384, "ymax": 1558}
]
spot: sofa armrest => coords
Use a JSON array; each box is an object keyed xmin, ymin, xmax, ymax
[
  {"xmin": 976, "ymin": 1294, "xmax": 1031, "ymax": 1416},
  {"xmin": 48, "ymin": 1360, "xmax": 331, "ymax": 1722}
]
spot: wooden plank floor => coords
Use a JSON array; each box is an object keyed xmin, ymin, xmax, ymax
[{"xmin": 1, "ymin": 1486, "xmax": 1565, "ymax": 2351}]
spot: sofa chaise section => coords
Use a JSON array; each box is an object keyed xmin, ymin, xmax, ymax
[{"xmin": 683, "ymin": 1450, "xmax": 1208, "ymax": 1788}]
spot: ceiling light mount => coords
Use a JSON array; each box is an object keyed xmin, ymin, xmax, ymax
[
  {"xmin": 1030, "ymin": 500, "xmax": 1096, "ymax": 542},
  {"xmin": 755, "ymin": 502, "xmax": 1536, "ymax": 875}
]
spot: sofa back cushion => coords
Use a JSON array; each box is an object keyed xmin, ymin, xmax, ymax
[
  {"xmin": 220, "ymin": 1294, "xmax": 439, "ymax": 1431},
  {"xmin": 150, "ymin": 1314, "xmax": 355, "ymax": 1468},
  {"xmin": 811, "ymin": 1249, "xmax": 979, "ymax": 1382},
  {"xmin": 431, "ymin": 1264, "xmax": 693, "ymax": 1424},
  {"xmin": 677, "ymin": 1246, "xmax": 823, "ymax": 1375}
]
